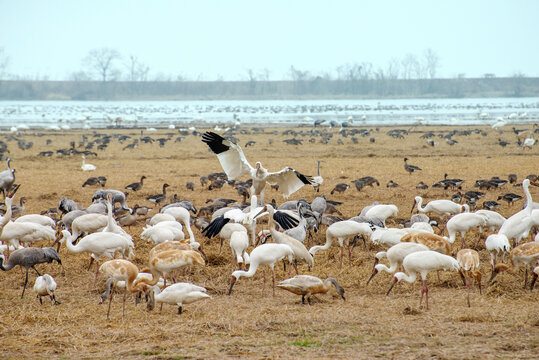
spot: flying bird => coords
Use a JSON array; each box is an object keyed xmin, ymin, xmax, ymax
[{"xmin": 201, "ymin": 132, "xmax": 314, "ymax": 204}]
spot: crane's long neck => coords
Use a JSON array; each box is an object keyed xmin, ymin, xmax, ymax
[
  {"xmin": 398, "ymin": 271, "xmax": 418, "ymax": 284},
  {"xmin": 63, "ymin": 231, "xmax": 82, "ymax": 253},
  {"xmin": 0, "ymin": 255, "xmax": 15, "ymax": 271},
  {"xmin": 377, "ymin": 263, "xmax": 398, "ymax": 274},
  {"xmin": 182, "ymin": 214, "xmax": 195, "ymax": 243},
  {"xmin": 236, "ymin": 261, "xmax": 260, "ymax": 280},
  {"xmin": 416, "ymin": 198, "xmax": 425, "ymax": 212},
  {"xmin": 0, "ymin": 198, "xmax": 13, "ymax": 229},
  {"xmin": 523, "ymin": 183, "xmax": 533, "ymax": 214},
  {"xmin": 317, "ymin": 160, "xmax": 321, "ymax": 176}
]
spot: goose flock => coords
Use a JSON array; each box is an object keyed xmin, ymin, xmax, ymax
[{"xmin": 0, "ymin": 121, "xmax": 537, "ymax": 359}]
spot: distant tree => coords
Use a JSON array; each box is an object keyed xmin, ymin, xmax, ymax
[
  {"xmin": 423, "ymin": 48, "xmax": 439, "ymax": 79},
  {"xmin": 511, "ymin": 72, "xmax": 526, "ymax": 96},
  {"xmin": 386, "ymin": 58, "xmax": 400, "ymax": 79},
  {"xmin": 83, "ymin": 47, "xmax": 122, "ymax": 82},
  {"xmin": 125, "ymin": 55, "xmax": 149, "ymax": 81},
  {"xmin": 0, "ymin": 47, "xmax": 9, "ymax": 79},
  {"xmin": 401, "ymin": 53, "xmax": 420, "ymax": 79},
  {"xmin": 68, "ymin": 71, "xmax": 92, "ymax": 81}
]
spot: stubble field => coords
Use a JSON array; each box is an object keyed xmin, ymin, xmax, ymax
[{"xmin": 0, "ymin": 123, "xmax": 538, "ymax": 359}]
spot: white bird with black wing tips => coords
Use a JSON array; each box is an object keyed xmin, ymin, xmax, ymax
[{"xmin": 202, "ymin": 132, "xmax": 314, "ymax": 204}]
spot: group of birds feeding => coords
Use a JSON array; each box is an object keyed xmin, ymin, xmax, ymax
[{"xmin": 0, "ymin": 129, "xmax": 538, "ymax": 321}]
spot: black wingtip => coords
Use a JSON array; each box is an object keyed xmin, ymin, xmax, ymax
[
  {"xmin": 202, "ymin": 132, "xmax": 230, "ymax": 155},
  {"xmin": 292, "ymin": 169, "xmax": 314, "ymax": 185},
  {"xmin": 273, "ymin": 211, "xmax": 300, "ymax": 230}
]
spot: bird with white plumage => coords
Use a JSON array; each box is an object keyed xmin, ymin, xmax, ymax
[
  {"xmin": 386, "ymin": 250, "xmax": 460, "ymax": 310},
  {"xmin": 446, "ymin": 212, "xmax": 487, "ymax": 249},
  {"xmin": 365, "ymin": 204, "xmax": 398, "ymax": 227},
  {"xmin": 33, "ymin": 273, "xmax": 60, "ymax": 305},
  {"xmin": 228, "ymin": 243, "xmax": 295, "ymax": 295},
  {"xmin": 411, "ymin": 196, "xmax": 465, "ymax": 217},
  {"xmin": 147, "ymin": 282, "xmax": 210, "ymax": 314},
  {"xmin": 366, "ymin": 242, "xmax": 429, "ymax": 284},
  {"xmin": 309, "ymin": 220, "xmax": 373, "ymax": 264}
]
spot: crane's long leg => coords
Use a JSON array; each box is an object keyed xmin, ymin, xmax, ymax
[
  {"xmin": 460, "ymin": 234, "xmax": 467, "ymax": 250},
  {"xmin": 459, "ymin": 270, "xmax": 466, "ymax": 286},
  {"xmin": 523, "ymin": 268, "xmax": 529, "ymax": 289},
  {"xmin": 272, "ymin": 269, "xmax": 275, "ymax": 296},
  {"xmin": 465, "ymin": 276, "xmax": 471, "ymax": 307},
  {"xmin": 21, "ymin": 268, "xmax": 30, "ymax": 298},
  {"xmin": 32, "ymin": 266, "xmax": 42, "ymax": 276},
  {"xmin": 106, "ymin": 282, "xmax": 114, "ymax": 320},
  {"xmin": 262, "ymin": 267, "xmax": 266, "ymax": 295},
  {"xmin": 123, "ymin": 287, "xmax": 127, "ymax": 318}
]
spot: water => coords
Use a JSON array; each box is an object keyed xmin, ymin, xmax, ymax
[{"xmin": 0, "ymin": 97, "xmax": 538, "ymax": 130}]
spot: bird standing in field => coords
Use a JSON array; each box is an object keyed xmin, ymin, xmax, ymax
[
  {"xmin": 33, "ymin": 273, "xmax": 60, "ymax": 305},
  {"xmin": 0, "ymin": 247, "xmax": 62, "ymax": 298},
  {"xmin": 488, "ymin": 242, "xmax": 539, "ymax": 289},
  {"xmin": 81, "ymin": 155, "xmax": 96, "ymax": 171},
  {"xmin": 404, "ymin": 157, "xmax": 421, "ymax": 175},
  {"xmin": 201, "ymin": 132, "xmax": 314, "ymax": 204},
  {"xmin": 147, "ymin": 282, "xmax": 210, "ymax": 314},
  {"xmin": 456, "ymin": 249, "xmax": 482, "ymax": 307},
  {"xmin": 125, "ymin": 176, "xmax": 146, "ymax": 192},
  {"xmin": 99, "ymin": 259, "xmax": 149, "ymax": 319},
  {"xmin": 228, "ymin": 243, "xmax": 295, "ymax": 295},
  {"xmin": 386, "ymin": 250, "xmax": 460, "ymax": 310},
  {"xmin": 146, "ymin": 183, "xmax": 170, "ymax": 204},
  {"xmin": 277, "ymin": 275, "xmax": 345, "ymax": 304}
]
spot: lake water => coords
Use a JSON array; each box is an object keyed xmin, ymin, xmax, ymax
[{"xmin": 0, "ymin": 97, "xmax": 538, "ymax": 130}]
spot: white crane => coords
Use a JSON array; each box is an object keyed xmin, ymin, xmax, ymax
[
  {"xmin": 229, "ymin": 230, "xmax": 250, "ymax": 269},
  {"xmin": 498, "ymin": 179, "xmax": 535, "ymax": 245},
  {"xmin": 15, "ymin": 214, "xmax": 56, "ymax": 228},
  {"xmin": 474, "ymin": 210, "xmax": 506, "ymax": 231},
  {"xmin": 70, "ymin": 213, "xmax": 108, "ymax": 241},
  {"xmin": 202, "ymin": 131, "xmax": 314, "ymax": 204},
  {"xmin": 33, "ymin": 274, "xmax": 60, "ymax": 305},
  {"xmin": 386, "ymin": 250, "xmax": 460, "ymax": 310},
  {"xmin": 488, "ymin": 242, "xmax": 539, "ymax": 289},
  {"xmin": 456, "ymin": 249, "xmax": 481, "ymax": 307},
  {"xmin": 81, "ymin": 155, "xmax": 96, "ymax": 171},
  {"xmin": 366, "ymin": 242, "xmax": 429, "ymax": 284},
  {"xmin": 309, "ymin": 220, "xmax": 373, "ymax": 264},
  {"xmin": 0, "ymin": 221, "xmax": 56, "ymax": 248},
  {"xmin": 277, "ymin": 275, "xmax": 345, "ymax": 304},
  {"xmin": 228, "ymin": 243, "xmax": 294, "ymax": 295},
  {"xmin": 365, "ymin": 204, "xmax": 398, "ymax": 227},
  {"xmin": 140, "ymin": 223, "xmax": 185, "ymax": 244},
  {"xmin": 411, "ymin": 196, "xmax": 464, "ymax": 217},
  {"xmin": 162, "ymin": 205, "xmax": 202, "ymax": 251},
  {"xmin": 446, "ymin": 212, "xmax": 487, "ymax": 248},
  {"xmin": 485, "ymin": 234, "xmax": 511, "ymax": 269},
  {"xmin": 59, "ymin": 229, "xmax": 134, "ymax": 283},
  {"xmin": 255, "ymin": 204, "xmax": 314, "ymax": 271},
  {"xmin": 147, "ymin": 282, "xmax": 210, "ymax": 314},
  {"xmin": 148, "ymin": 213, "xmax": 176, "ymax": 225}
]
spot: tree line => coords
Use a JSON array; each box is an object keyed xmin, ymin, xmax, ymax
[{"xmin": 0, "ymin": 46, "xmax": 537, "ymax": 100}]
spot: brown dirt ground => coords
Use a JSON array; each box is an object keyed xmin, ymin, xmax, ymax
[{"xmin": 0, "ymin": 124, "xmax": 538, "ymax": 359}]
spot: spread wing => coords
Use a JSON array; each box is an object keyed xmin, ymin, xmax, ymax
[
  {"xmin": 266, "ymin": 167, "xmax": 313, "ymax": 198},
  {"xmin": 202, "ymin": 132, "xmax": 254, "ymax": 180}
]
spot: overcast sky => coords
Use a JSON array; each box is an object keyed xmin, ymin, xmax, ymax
[{"xmin": 1, "ymin": 0, "xmax": 537, "ymax": 80}]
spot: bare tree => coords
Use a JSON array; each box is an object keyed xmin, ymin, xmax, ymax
[
  {"xmin": 83, "ymin": 48, "xmax": 122, "ymax": 82},
  {"xmin": 401, "ymin": 53, "xmax": 423, "ymax": 79},
  {"xmin": 386, "ymin": 58, "xmax": 400, "ymax": 79},
  {"xmin": 125, "ymin": 55, "xmax": 149, "ymax": 81},
  {"xmin": 423, "ymin": 48, "xmax": 439, "ymax": 79},
  {"xmin": 0, "ymin": 47, "xmax": 9, "ymax": 79}
]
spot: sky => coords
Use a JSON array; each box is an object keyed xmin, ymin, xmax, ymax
[{"xmin": 0, "ymin": 0, "xmax": 538, "ymax": 81}]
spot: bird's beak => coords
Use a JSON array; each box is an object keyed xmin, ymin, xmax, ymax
[
  {"xmin": 410, "ymin": 201, "xmax": 416, "ymax": 214},
  {"xmin": 366, "ymin": 268, "xmax": 378, "ymax": 285},
  {"xmin": 487, "ymin": 270, "xmax": 498, "ymax": 285},
  {"xmin": 198, "ymin": 246, "xmax": 208, "ymax": 264},
  {"xmin": 386, "ymin": 277, "xmax": 398, "ymax": 295},
  {"xmin": 228, "ymin": 276, "xmax": 237, "ymax": 295},
  {"xmin": 254, "ymin": 206, "xmax": 268, "ymax": 219}
]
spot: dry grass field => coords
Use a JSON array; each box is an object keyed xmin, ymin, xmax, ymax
[{"xmin": 0, "ymin": 124, "xmax": 538, "ymax": 359}]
